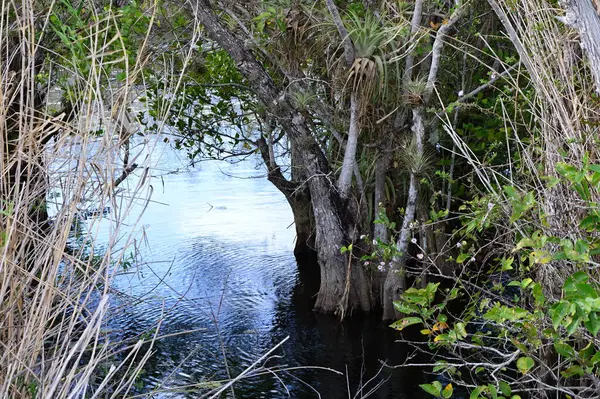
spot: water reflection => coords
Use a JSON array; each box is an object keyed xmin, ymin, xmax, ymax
[{"xmin": 99, "ymin": 137, "xmax": 427, "ymax": 398}]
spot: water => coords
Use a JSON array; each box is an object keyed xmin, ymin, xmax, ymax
[{"xmin": 92, "ymin": 137, "xmax": 428, "ymax": 398}]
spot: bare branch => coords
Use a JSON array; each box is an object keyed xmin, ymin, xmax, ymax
[
  {"xmin": 325, "ymin": 0, "xmax": 355, "ymax": 65},
  {"xmin": 424, "ymin": 2, "xmax": 469, "ymax": 102}
]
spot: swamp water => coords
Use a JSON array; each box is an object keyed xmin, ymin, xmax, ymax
[{"xmin": 80, "ymin": 136, "xmax": 428, "ymax": 398}]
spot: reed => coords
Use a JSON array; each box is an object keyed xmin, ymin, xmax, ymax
[{"xmin": 0, "ymin": 0, "xmax": 161, "ymax": 396}]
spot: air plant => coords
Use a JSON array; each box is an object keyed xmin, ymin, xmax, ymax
[
  {"xmin": 343, "ymin": 10, "xmax": 407, "ymax": 104},
  {"xmin": 403, "ymin": 76, "xmax": 427, "ymax": 105}
]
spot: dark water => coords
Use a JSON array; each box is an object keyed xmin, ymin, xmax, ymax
[{"xmin": 97, "ymin": 138, "xmax": 429, "ymax": 398}]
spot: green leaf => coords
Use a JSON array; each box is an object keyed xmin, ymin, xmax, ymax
[
  {"xmin": 575, "ymin": 239, "xmax": 590, "ymax": 255},
  {"xmin": 442, "ymin": 383, "xmax": 453, "ymax": 399},
  {"xmin": 432, "ymin": 362, "xmax": 448, "ymax": 372},
  {"xmin": 590, "ymin": 351, "xmax": 600, "ymax": 365},
  {"xmin": 455, "ymin": 322, "xmax": 468, "ymax": 339},
  {"xmin": 566, "ymin": 315, "xmax": 582, "ymax": 335},
  {"xmin": 532, "ymin": 283, "xmax": 546, "ymax": 307},
  {"xmin": 487, "ymin": 384, "xmax": 498, "ymax": 399},
  {"xmin": 561, "ymin": 365, "xmax": 584, "ymax": 378},
  {"xmin": 553, "ymin": 341, "xmax": 575, "ymax": 358},
  {"xmin": 499, "ymin": 381, "xmax": 511, "ymax": 396},
  {"xmin": 565, "ymin": 272, "xmax": 589, "ymax": 291},
  {"xmin": 420, "ymin": 381, "xmax": 442, "ymax": 397},
  {"xmin": 456, "ymin": 253, "xmax": 470, "ymax": 263},
  {"xmin": 470, "ymin": 386, "xmax": 485, "ymax": 399},
  {"xmin": 503, "ymin": 185, "xmax": 518, "ymax": 199},
  {"xmin": 520, "ymin": 278, "xmax": 533, "ymax": 288},
  {"xmin": 393, "ymin": 301, "xmax": 419, "ymax": 314},
  {"xmin": 390, "ymin": 317, "xmax": 423, "ymax": 331},
  {"xmin": 575, "ymin": 283, "xmax": 598, "ymax": 299},
  {"xmin": 578, "ymin": 343, "xmax": 595, "ymax": 365},
  {"xmin": 550, "ymin": 301, "xmax": 571, "ymax": 329},
  {"xmin": 579, "ymin": 215, "xmax": 600, "ymax": 231},
  {"xmin": 516, "ymin": 357, "xmax": 534, "ymax": 374}
]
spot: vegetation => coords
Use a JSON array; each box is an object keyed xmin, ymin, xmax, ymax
[
  {"xmin": 2, "ymin": 0, "xmax": 600, "ymax": 397},
  {"xmin": 0, "ymin": 0, "xmax": 169, "ymax": 396}
]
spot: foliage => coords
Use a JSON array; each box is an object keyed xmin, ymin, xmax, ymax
[{"xmin": 393, "ymin": 160, "xmax": 600, "ymax": 398}]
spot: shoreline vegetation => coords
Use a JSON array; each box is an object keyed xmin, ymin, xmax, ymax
[{"xmin": 2, "ymin": 0, "xmax": 600, "ymax": 397}]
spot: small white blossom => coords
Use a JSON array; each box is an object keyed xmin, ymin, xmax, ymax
[
  {"xmin": 411, "ymin": 238, "xmax": 417, "ymax": 244},
  {"xmin": 458, "ymin": 90, "xmax": 464, "ymax": 97},
  {"xmin": 364, "ymin": 261, "xmax": 370, "ymax": 266},
  {"xmin": 380, "ymin": 261, "xmax": 386, "ymax": 266},
  {"xmin": 456, "ymin": 242, "xmax": 462, "ymax": 248},
  {"xmin": 360, "ymin": 234, "xmax": 366, "ymax": 240},
  {"xmin": 378, "ymin": 264, "xmax": 386, "ymax": 272},
  {"xmin": 373, "ymin": 239, "xmax": 378, "ymax": 245},
  {"xmin": 487, "ymin": 202, "xmax": 494, "ymax": 210},
  {"xmin": 409, "ymin": 222, "xmax": 414, "ymax": 228},
  {"xmin": 470, "ymin": 257, "xmax": 476, "ymax": 263},
  {"xmin": 417, "ymin": 253, "xmax": 424, "ymax": 260},
  {"xmin": 491, "ymin": 72, "xmax": 498, "ymax": 79}
]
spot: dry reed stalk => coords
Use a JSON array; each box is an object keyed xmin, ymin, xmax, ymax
[
  {"xmin": 0, "ymin": 0, "xmax": 165, "ymax": 397},
  {"xmin": 488, "ymin": 0, "xmax": 600, "ymax": 294}
]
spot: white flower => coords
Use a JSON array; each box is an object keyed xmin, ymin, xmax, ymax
[
  {"xmin": 380, "ymin": 261, "xmax": 386, "ymax": 266},
  {"xmin": 409, "ymin": 222, "xmax": 414, "ymax": 228},
  {"xmin": 458, "ymin": 90, "xmax": 464, "ymax": 97},
  {"xmin": 491, "ymin": 72, "xmax": 498, "ymax": 79},
  {"xmin": 417, "ymin": 253, "xmax": 424, "ymax": 260},
  {"xmin": 360, "ymin": 234, "xmax": 366, "ymax": 240},
  {"xmin": 456, "ymin": 242, "xmax": 462, "ymax": 248},
  {"xmin": 470, "ymin": 257, "xmax": 476, "ymax": 263},
  {"xmin": 411, "ymin": 238, "xmax": 417, "ymax": 244},
  {"xmin": 364, "ymin": 261, "xmax": 370, "ymax": 266},
  {"xmin": 373, "ymin": 239, "xmax": 378, "ymax": 245},
  {"xmin": 487, "ymin": 202, "xmax": 494, "ymax": 210}
]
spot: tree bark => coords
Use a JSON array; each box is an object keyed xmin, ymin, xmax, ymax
[
  {"xmin": 381, "ymin": 2, "xmax": 467, "ymax": 319},
  {"xmin": 256, "ymin": 137, "xmax": 315, "ymax": 259},
  {"xmin": 558, "ymin": 0, "xmax": 600, "ymax": 92},
  {"xmin": 194, "ymin": 0, "xmax": 371, "ymax": 315},
  {"xmin": 374, "ymin": 150, "xmax": 391, "ymax": 241},
  {"xmin": 337, "ymin": 92, "xmax": 361, "ymax": 199},
  {"xmin": 382, "ymin": 107, "xmax": 425, "ymax": 320}
]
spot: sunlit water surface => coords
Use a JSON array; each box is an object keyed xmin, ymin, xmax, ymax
[{"xmin": 86, "ymin": 136, "xmax": 427, "ymax": 398}]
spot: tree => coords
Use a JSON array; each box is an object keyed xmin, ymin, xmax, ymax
[{"xmin": 173, "ymin": 0, "xmax": 501, "ymax": 317}]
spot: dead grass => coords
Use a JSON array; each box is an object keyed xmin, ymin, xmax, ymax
[{"xmin": 0, "ymin": 1, "xmax": 161, "ymax": 396}]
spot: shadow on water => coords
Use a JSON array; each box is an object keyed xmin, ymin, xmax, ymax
[{"xmin": 111, "ymin": 248, "xmax": 428, "ymax": 398}]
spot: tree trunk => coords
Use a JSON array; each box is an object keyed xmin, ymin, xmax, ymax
[
  {"xmin": 374, "ymin": 150, "xmax": 391, "ymax": 241},
  {"xmin": 256, "ymin": 137, "xmax": 315, "ymax": 260},
  {"xmin": 289, "ymin": 190, "xmax": 315, "ymax": 260},
  {"xmin": 338, "ymin": 92, "xmax": 361, "ymax": 198},
  {"xmin": 382, "ymin": 107, "xmax": 425, "ymax": 320},
  {"xmin": 559, "ymin": 0, "xmax": 600, "ymax": 92},
  {"xmin": 195, "ymin": 1, "xmax": 371, "ymax": 315},
  {"xmin": 372, "ymin": 150, "xmax": 391, "ymax": 307}
]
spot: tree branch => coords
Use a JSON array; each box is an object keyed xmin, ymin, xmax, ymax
[
  {"xmin": 424, "ymin": 2, "xmax": 469, "ymax": 102},
  {"xmin": 456, "ymin": 62, "xmax": 520, "ymax": 103},
  {"xmin": 325, "ymin": 0, "xmax": 355, "ymax": 65},
  {"xmin": 403, "ymin": 0, "xmax": 425, "ymax": 82}
]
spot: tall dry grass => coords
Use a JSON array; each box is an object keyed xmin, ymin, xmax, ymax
[
  {"xmin": 0, "ymin": 0, "xmax": 163, "ymax": 397},
  {"xmin": 436, "ymin": 0, "xmax": 600, "ymax": 295},
  {"xmin": 486, "ymin": 0, "xmax": 600, "ymax": 292}
]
